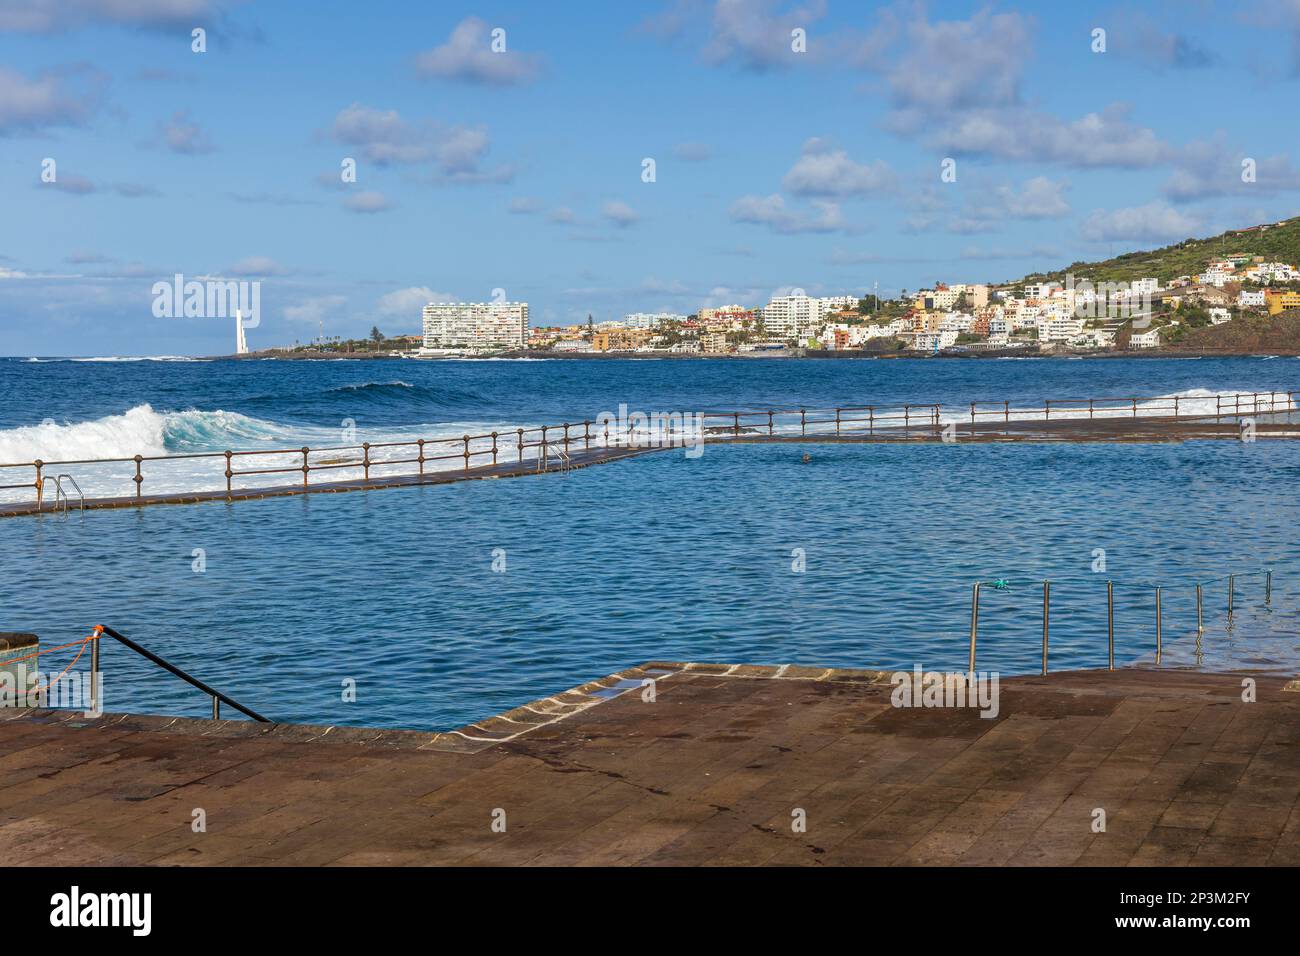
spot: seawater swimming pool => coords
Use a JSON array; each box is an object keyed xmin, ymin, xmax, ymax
[{"xmin": 3, "ymin": 437, "xmax": 1299, "ymax": 730}]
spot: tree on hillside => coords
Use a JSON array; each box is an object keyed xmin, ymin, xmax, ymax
[{"xmin": 370, "ymin": 326, "xmax": 384, "ymax": 345}]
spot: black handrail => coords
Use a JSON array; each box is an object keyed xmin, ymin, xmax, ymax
[{"xmin": 96, "ymin": 625, "xmax": 272, "ymax": 722}]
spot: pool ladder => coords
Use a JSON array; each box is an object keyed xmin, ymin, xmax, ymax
[
  {"xmin": 536, "ymin": 442, "xmax": 572, "ymax": 476},
  {"xmin": 40, "ymin": 473, "xmax": 84, "ymax": 513}
]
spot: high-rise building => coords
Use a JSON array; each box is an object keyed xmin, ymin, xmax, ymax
[{"xmin": 422, "ymin": 302, "xmax": 528, "ymax": 349}]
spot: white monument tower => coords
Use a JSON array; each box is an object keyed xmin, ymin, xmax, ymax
[{"xmin": 235, "ymin": 309, "xmax": 249, "ymax": 355}]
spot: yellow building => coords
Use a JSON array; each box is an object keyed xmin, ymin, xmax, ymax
[
  {"xmin": 1266, "ymin": 290, "xmax": 1300, "ymax": 315},
  {"xmin": 591, "ymin": 327, "xmax": 654, "ymax": 351}
]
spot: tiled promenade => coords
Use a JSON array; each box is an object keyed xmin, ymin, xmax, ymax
[{"xmin": 2, "ymin": 664, "xmax": 1297, "ymax": 866}]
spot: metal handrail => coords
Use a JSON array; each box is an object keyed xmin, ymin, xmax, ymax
[
  {"xmin": 0, "ymin": 388, "xmax": 1294, "ymax": 507},
  {"xmin": 92, "ymin": 625, "xmax": 271, "ymax": 722}
]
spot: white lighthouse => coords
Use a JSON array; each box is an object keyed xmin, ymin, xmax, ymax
[{"xmin": 235, "ymin": 309, "xmax": 249, "ymax": 355}]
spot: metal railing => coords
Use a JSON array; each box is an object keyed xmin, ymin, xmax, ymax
[
  {"xmin": 91, "ymin": 625, "xmax": 271, "ymax": 722},
  {"xmin": 0, "ymin": 389, "xmax": 1292, "ymax": 509},
  {"xmin": 966, "ymin": 568, "xmax": 1274, "ymax": 675}
]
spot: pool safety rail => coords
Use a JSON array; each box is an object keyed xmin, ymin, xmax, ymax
[
  {"xmin": 968, "ymin": 568, "xmax": 1275, "ymax": 675},
  {"xmin": 0, "ymin": 388, "xmax": 1295, "ymax": 517}
]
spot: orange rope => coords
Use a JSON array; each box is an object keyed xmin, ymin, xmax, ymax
[{"xmin": 2, "ymin": 629, "xmax": 99, "ymax": 702}]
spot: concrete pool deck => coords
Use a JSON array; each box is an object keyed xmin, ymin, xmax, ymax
[{"xmin": 2, "ymin": 663, "xmax": 1298, "ymax": 866}]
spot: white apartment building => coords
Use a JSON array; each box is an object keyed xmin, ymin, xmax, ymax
[
  {"xmin": 1244, "ymin": 262, "xmax": 1299, "ymax": 283},
  {"xmin": 1130, "ymin": 278, "xmax": 1161, "ymax": 295},
  {"xmin": 1239, "ymin": 290, "xmax": 1267, "ymax": 308},
  {"xmin": 422, "ymin": 301, "xmax": 528, "ymax": 349},
  {"xmin": 761, "ymin": 295, "xmax": 831, "ymax": 340},
  {"xmin": 1129, "ymin": 328, "xmax": 1161, "ymax": 349},
  {"xmin": 1036, "ymin": 315, "xmax": 1087, "ymax": 342},
  {"xmin": 1209, "ymin": 308, "xmax": 1232, "ymax": 325},
  {"xmin": 623, "ymin": 312, "xmax": 685, "ymax": 329}
]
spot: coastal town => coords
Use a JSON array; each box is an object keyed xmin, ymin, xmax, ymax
[{"xmin": 266, "ymin": 220, "xmax": 1300, "ymax": 359}]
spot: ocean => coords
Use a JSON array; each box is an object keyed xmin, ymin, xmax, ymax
[{"xmin": 2, "ymin": 354, "xmax": 1298, "ymax": 729}]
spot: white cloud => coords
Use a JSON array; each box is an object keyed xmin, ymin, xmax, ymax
[
  {"xmin": 602, "ymin": 200, "xmax": 639, "ymax": 227},
  {"xmin": 0, "ymin": 65, "xmax": 101, "ymax": 133},
  {"xmin": 414, "ymin": 17, "xmax": 542, "ymax": 85},
  {"xmin": 729, "ymin": 193, "xmax": 849, "ymax": 234},
  {"xmin": 0, "ymin": 0, "xmax": 229, "ymax": 33},
  {"xmin": 1081, "ymin": 202, "xmax": 1202, "ymax": 243},
  {"xmin": 377, "ymin": 287, "xmax": 455, "ymax": 316},
  {"xmin": 327, "ymin": 104, "xmax": 513, "ymax": 184},
  {"xmin": 283, "ymin": 295, "xmax": 346, "ymax": 325},
  {"xmin": 702, "ymin": 0, "xmax": 828, "ymax": 71},
  {"xmin": 781, "ymin": 138, "xmax": 894, "ymax": 197},
  {"xmin": 157, "ymin": 110, "xmax": 215, "ymax": 154}
]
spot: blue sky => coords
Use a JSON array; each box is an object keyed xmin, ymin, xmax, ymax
[{"xmin": 2, "ymin": 0, "xmax": 1299, "ymax": 355}]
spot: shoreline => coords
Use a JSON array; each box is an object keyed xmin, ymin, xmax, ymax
[{"xmin": 206, "ymin": 346, "xmax": 1300, "ymax": 362}]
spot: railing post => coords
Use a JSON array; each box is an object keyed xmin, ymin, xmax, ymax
[
  {"xmin": 903, "ymin": 405, "xmax": 910, "ymax": 432},
  {"xmin": 1155, "ymin": 586, "xmax": 1163, "ymax": 664},
  {"xmin": 362, "ymin": 442, "xmax": 371, "ymax": 480},
  {"xmin": 801, "ymin": 409, "xmax": 807, "ymax": 436},
  {"xmin": 1174, "ymin": 396, "xmax": 1179, "ymax": 420},
  {"xmin": 89, "ymin": 629, "xmax": 101, "ymax": 714},
  {"xmin": 868, "ymin": 407, "xmax": 874, "ymax": 435},
  {"xmin": 1132, "ymin": 398, "xmax": 1138, "ymax": 418},
  {"xmin": 491, "ymin": 432, "xmax": 499, "ymax": 466},
  {"xmin": 968, "ymin": 582, "xmax": 980, "ymax": 675},
  {"xmin": 1042, "ymin": 580, "xmax": 1050, "ymax": 675},
  {"xmin": 462, "ymin": 435, "xmax": 471, "ymax": 473},
  {"xmin": 224, "ymin": 450, "xmax": 233, "ymax": 498},
  {"xmin": 1196, "ymin": 583, "xmax": 1203, "ymax": 632},
  {"xmin": 212, "ymin": 695, "xmax": 219, "ymax": 720},
  {"xmin": 133, "ymin": 455, "xmax": 143, "ymax": 499},
  {"xmin": 1266, "ymin": 569, "xmax": 1272, "ymax": 605},
  {"xmin": 584, "ymin": 421, "xmax": 591, "ymax": 451},
  {"xmin": 768, "ymin": 410, "xmax": 774, "ymax": 436},
  {"xmin": 1107, "ymin": 580, "xmax": 1115, "ymax": 670},
  {"xmin": 1088, "ymin": 398, "xmax": 1094, "ymax": 420},
  {"xmin": 518, "ymin": 428, "xmax": 525, "ymax": 463},
  {"xmin": 835, "ymin": 408, "xmax": 841, "ymax": 436},
  {"xmin": 563, "ymin": 423, "xmax": 571, "ymax": 456},
  {"xmin": 733, "ymin": 412, "xmax": 740, "ymax": 436},
  {"xmin": 33, "ymin": 460, "xmax": 43, "ymax": 510},
  {"xmin": 1228, "ymin": 574, "xmax": 1234, "ymax": 618},
  {"xmin": 970, "ymin": 402, "xmax": 976, "ymax": 424},
  {"xmin": 1044, "ymin": 400, "xmax": 1050, "ymax": 420},
  {"xmin": 417, "ymin": 438, "xmax": 426, "ymax": 476},
  {"xmin": 301, "ymin": 447, "xmax": 309, "ymax": 488}
]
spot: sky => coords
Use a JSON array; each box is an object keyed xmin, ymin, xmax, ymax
[{"xmin": 2, "ymin": 0, "xmax": 1300, "ymax": 355}]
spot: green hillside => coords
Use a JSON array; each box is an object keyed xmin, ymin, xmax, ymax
[{"xmin": 1014, "ymin": 215, "xmax": 1300, "ymax": 287}]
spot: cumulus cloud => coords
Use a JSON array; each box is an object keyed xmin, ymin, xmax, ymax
[
  {"xmin": 701, "ymin": 0, "xmax": 828, "ymax": 71},
  {"xmin": 283, "ymin": 295, "xmax": 347, "ymax": 325},
  {"xmin": 377, "ymin": 286, "xmax": 455, "ymax": 316},
  {"xmin": 602, "ymin": 200, "xmax": 639, "ymax": 227},
  {"xmin": 1164, "ymin": 139, "xmax": 1300, "ymax": 202},
  {"xmin": 326, "ymin": 104, "xmax": 513, "ymax": 184},
  {"xmin": 414, "ymin": 17, "xmax": 542, "ymax": 85},
  {"xmin": 157, "ymin": 110, "xmax": 215, "ymax": 154},
  {"xmin": 856, "ymin": 6, "xmax": 1171, "ymax": 170},
  {"xmin": 1081, "ymin": 202, "xmax": 1202, "ymax": 243},
  {"xmin": 729, "ymin": 193, "xmax": 849, "ymax": 234},
  {"xmin": 0, "ymin": 65, "xmax": 102, "ymax": 134},
  {"xmin": 781, "ymin": 138, "xmax": 894, "ymax": 197},
  {"xmin": 0, "ymin": 0, "xmax": 231, "ymax": 33}
]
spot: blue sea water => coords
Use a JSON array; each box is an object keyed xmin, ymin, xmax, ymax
[{"xmin": 1, "ymin": 355, "xmax": 1299, "ymax": 730}]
